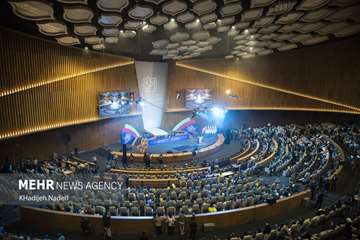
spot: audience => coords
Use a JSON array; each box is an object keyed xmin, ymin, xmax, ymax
[{"xmin": 1, "ymin": 123, "xmax": 360, "ymax": 239}]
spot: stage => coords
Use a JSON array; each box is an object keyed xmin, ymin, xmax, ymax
[
  {"xmin": 111, "ymin": 134, "xmax": 225, "ymax": 163},
  {"xmin": 131, "ymin": 134, "xmax": 217, "ymax": 154}
]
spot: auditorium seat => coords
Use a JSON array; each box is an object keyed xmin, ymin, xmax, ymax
[
  {"xmin": 119, "ymin": 207, "xmax": 129, "ymax": 216},
  {"xmin": 142, "ymin": 207, "xmax": 151, "ymax": 216}
]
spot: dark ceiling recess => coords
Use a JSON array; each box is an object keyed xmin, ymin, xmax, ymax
[{"xmin": 1, "ymin": 0, "xmax": 360, "ymax": 61}]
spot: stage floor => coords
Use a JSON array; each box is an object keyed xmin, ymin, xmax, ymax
[{"xmin": 131, "ymin": 135, "xmax": 218, "ymax": 154}]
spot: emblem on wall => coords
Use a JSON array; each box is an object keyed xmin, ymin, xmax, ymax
[{"xmin": 143, "ymin": 76, "xmax": 157, "ymax": 92}]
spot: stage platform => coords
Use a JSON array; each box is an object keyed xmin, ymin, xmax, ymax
[
  {"xmin": 114, "ymin": 134, "xmax": 218, "ymax": 154},
  {"xmin": 111, "ymin": 134, "xmax": 225, "ymax": 163}
]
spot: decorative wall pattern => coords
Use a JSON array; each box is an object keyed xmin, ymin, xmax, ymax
[
  {"xmin": 169, "ymin": 34, "xmax": 360, "ymax": 113},
  {"xmin": 0, "ymin": 28, "xmax": 133, "ymax": 98},
  {"xmin": 0, "ymin": 28, "xmax": 138, "ymax": 140}
]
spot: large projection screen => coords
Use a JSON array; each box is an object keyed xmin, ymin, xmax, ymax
[
  {"xmin": 185, "ymin": 89, "xmax": 213, "ymax": 109},
  {"xmin": 98, "ymin": 91, "xmax": 132, "ymax": 118}
]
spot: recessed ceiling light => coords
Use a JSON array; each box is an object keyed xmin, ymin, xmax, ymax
[
  {"xmin": 142, "ymin": 24, "xmax": 149, "ymax": 30},
  {"xmin": 170, "ymin": 18, "xmax": 175, "ymax": 22},
  {"xmin": 196, "ymin": 18, "xmax": 200, "ymax": 23},
  {"xmin": 249, "ymin": 47, "xmax": 253, "ymax": 51},
  {"xmin": 244, "ymin": 29, "xmax": 249, "ymax": 34},
  {"xmin": 120, "ymin": 30, "xmax": 124, "ymax": 33},
  {"xmin": 250, "ymin": 35, "xmax": 254, "ymax": 39},
  {"xmin": 225, "ymin": 89, "xmax": 231, "ymax": 95},
  {"xmin": 84, "ymin": 46, "xmax": 88, "ymax": 51},
  {"xmin": 231, "ymin": 26, "xmax": 236, "ymax": 30}
]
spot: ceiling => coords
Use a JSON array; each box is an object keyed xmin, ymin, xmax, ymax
[{"xmin": 1, "ymin": 0, "xmax": 360, "ymax": 61}]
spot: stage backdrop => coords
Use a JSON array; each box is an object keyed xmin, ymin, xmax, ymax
[{"xmin": 135, "ymin": 61, "xmax": 168, "ymax": 132}]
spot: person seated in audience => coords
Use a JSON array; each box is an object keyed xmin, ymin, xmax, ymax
[
  {"xmin": 1, "ymin": 159, "xmax": 13, "ymax": 173},
  {"xmin": 57, "ymin": 233, "xmax": 65, "ymax": 240},
  {"xmin": 208, "ymin": 203, "xmax": 217, "ymax": 213},
  {"xmin": 263, "ymin": 223, "xmax": 271, "ymax": 234}
]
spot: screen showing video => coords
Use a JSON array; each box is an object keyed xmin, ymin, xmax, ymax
[
  {"xmin": 185, "ymin": 89, "xmax": 213, "ymax": 109},
  {"xmin": 98, "ymin": 91, "xmax": 133, "ymax": 118}
]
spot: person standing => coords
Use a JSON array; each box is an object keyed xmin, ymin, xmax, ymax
[
  {"xmin": 143, "ymin": 152, "xmax": 150, "ymax": 168},
  {"xmin": 121, "ymin": 144, "xmax": 128, "ymax": 168},
  {"xmin": 104, "ymin": 227, "xmax": 112, "ymax": 240},
  {"xmin": 314, "ymin": 191, "xmax": 324, "ymax": 209},
  {"xmin": 154, "ymin": 213, "xmax": 163, "ymax": 236},
  {"xmin": 103, "ymin": 208, "xmax": 111, "ymax": 239},
  {"xmin": 167, "ymin": 214, "xmax": 176, "ymax": 235},
  {"xmin": 178, "ymin": 213, "xmax": 186, "ymax": 236},
  {"xmin": 189, "ymin": 214, "xmax": 197, "ymax": 240},
  {"xmin": 158, "ymin": 153, "xmax": 164, "ymax": 166}
]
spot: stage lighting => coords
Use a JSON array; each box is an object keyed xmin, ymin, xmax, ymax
[
  {"xmin": 211, "ymin": 106, "xmax": 227, "ymax": 119},
  {"xmin": 225, "ymin": 89, "xmax": 231, "ymax": 95}
]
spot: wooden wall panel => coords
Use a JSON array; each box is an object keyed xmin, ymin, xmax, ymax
[
  {"xmin": 0, "ymin": 27, "xmax": 131, "ymax": 96},
  {"xmin": 166, "ymin": 64, "xmax": 350, "ymax": 112},
  {"xmin": 174, "ymin": 35, "xmax": 360, "ymax": 112},
  {"xmin": 0, "ymin": 28, "xmax": 139, "ymax": 140},
  {"xmin": 0, "ymin": 65, "xmax": 139, "ymax": 138},
  {"xmin": 0, "ymin": 115, "xmax": 143, "ymax": 161}
]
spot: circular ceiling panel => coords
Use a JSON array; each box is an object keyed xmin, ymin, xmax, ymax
[
  {"xmin": 128, "ymin": 5, "xmax": 154, "ymax": 20},
  {"xmin": 98, "ymin": 14, "xmax": 123, "ymax": 27},
  {"xmin": 96, "ymin": 0, "xmax": 129, "ymax": 13}
]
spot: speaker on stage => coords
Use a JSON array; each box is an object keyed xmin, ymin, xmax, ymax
[
  {"xmin": 224, "ymin": 129, "xmax": 231, "ymax": 145},
  {"xmin": 122, "ymin": 144, "xmax": 127, "ymax": 157}
]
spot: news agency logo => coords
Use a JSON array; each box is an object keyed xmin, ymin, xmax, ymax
[
  {"xmin": 18, "ymin": 179, "xmax": 55, "ymax": 190},
  {"xmin": 18, "ymin": 179, "xmax": 122, "ymax": 191}
]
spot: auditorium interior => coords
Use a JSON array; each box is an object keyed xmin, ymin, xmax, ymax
[{"xmin": 0, "ymin": 0, "xmax": 360, "ymax": 239}]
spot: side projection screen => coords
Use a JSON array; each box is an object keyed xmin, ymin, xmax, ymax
[
  {"xmin": 185, "ymin": 89, "xmax": 213, "ymax": 109},
  {"xmin": 98, "ymin": 91, "xmax": 133, "ymax": 118}
]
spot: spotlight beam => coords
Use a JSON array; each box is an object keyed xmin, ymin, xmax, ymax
[{"xmin": 176, "ymin": 62, "xmax": 360, "ymax": 113}]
